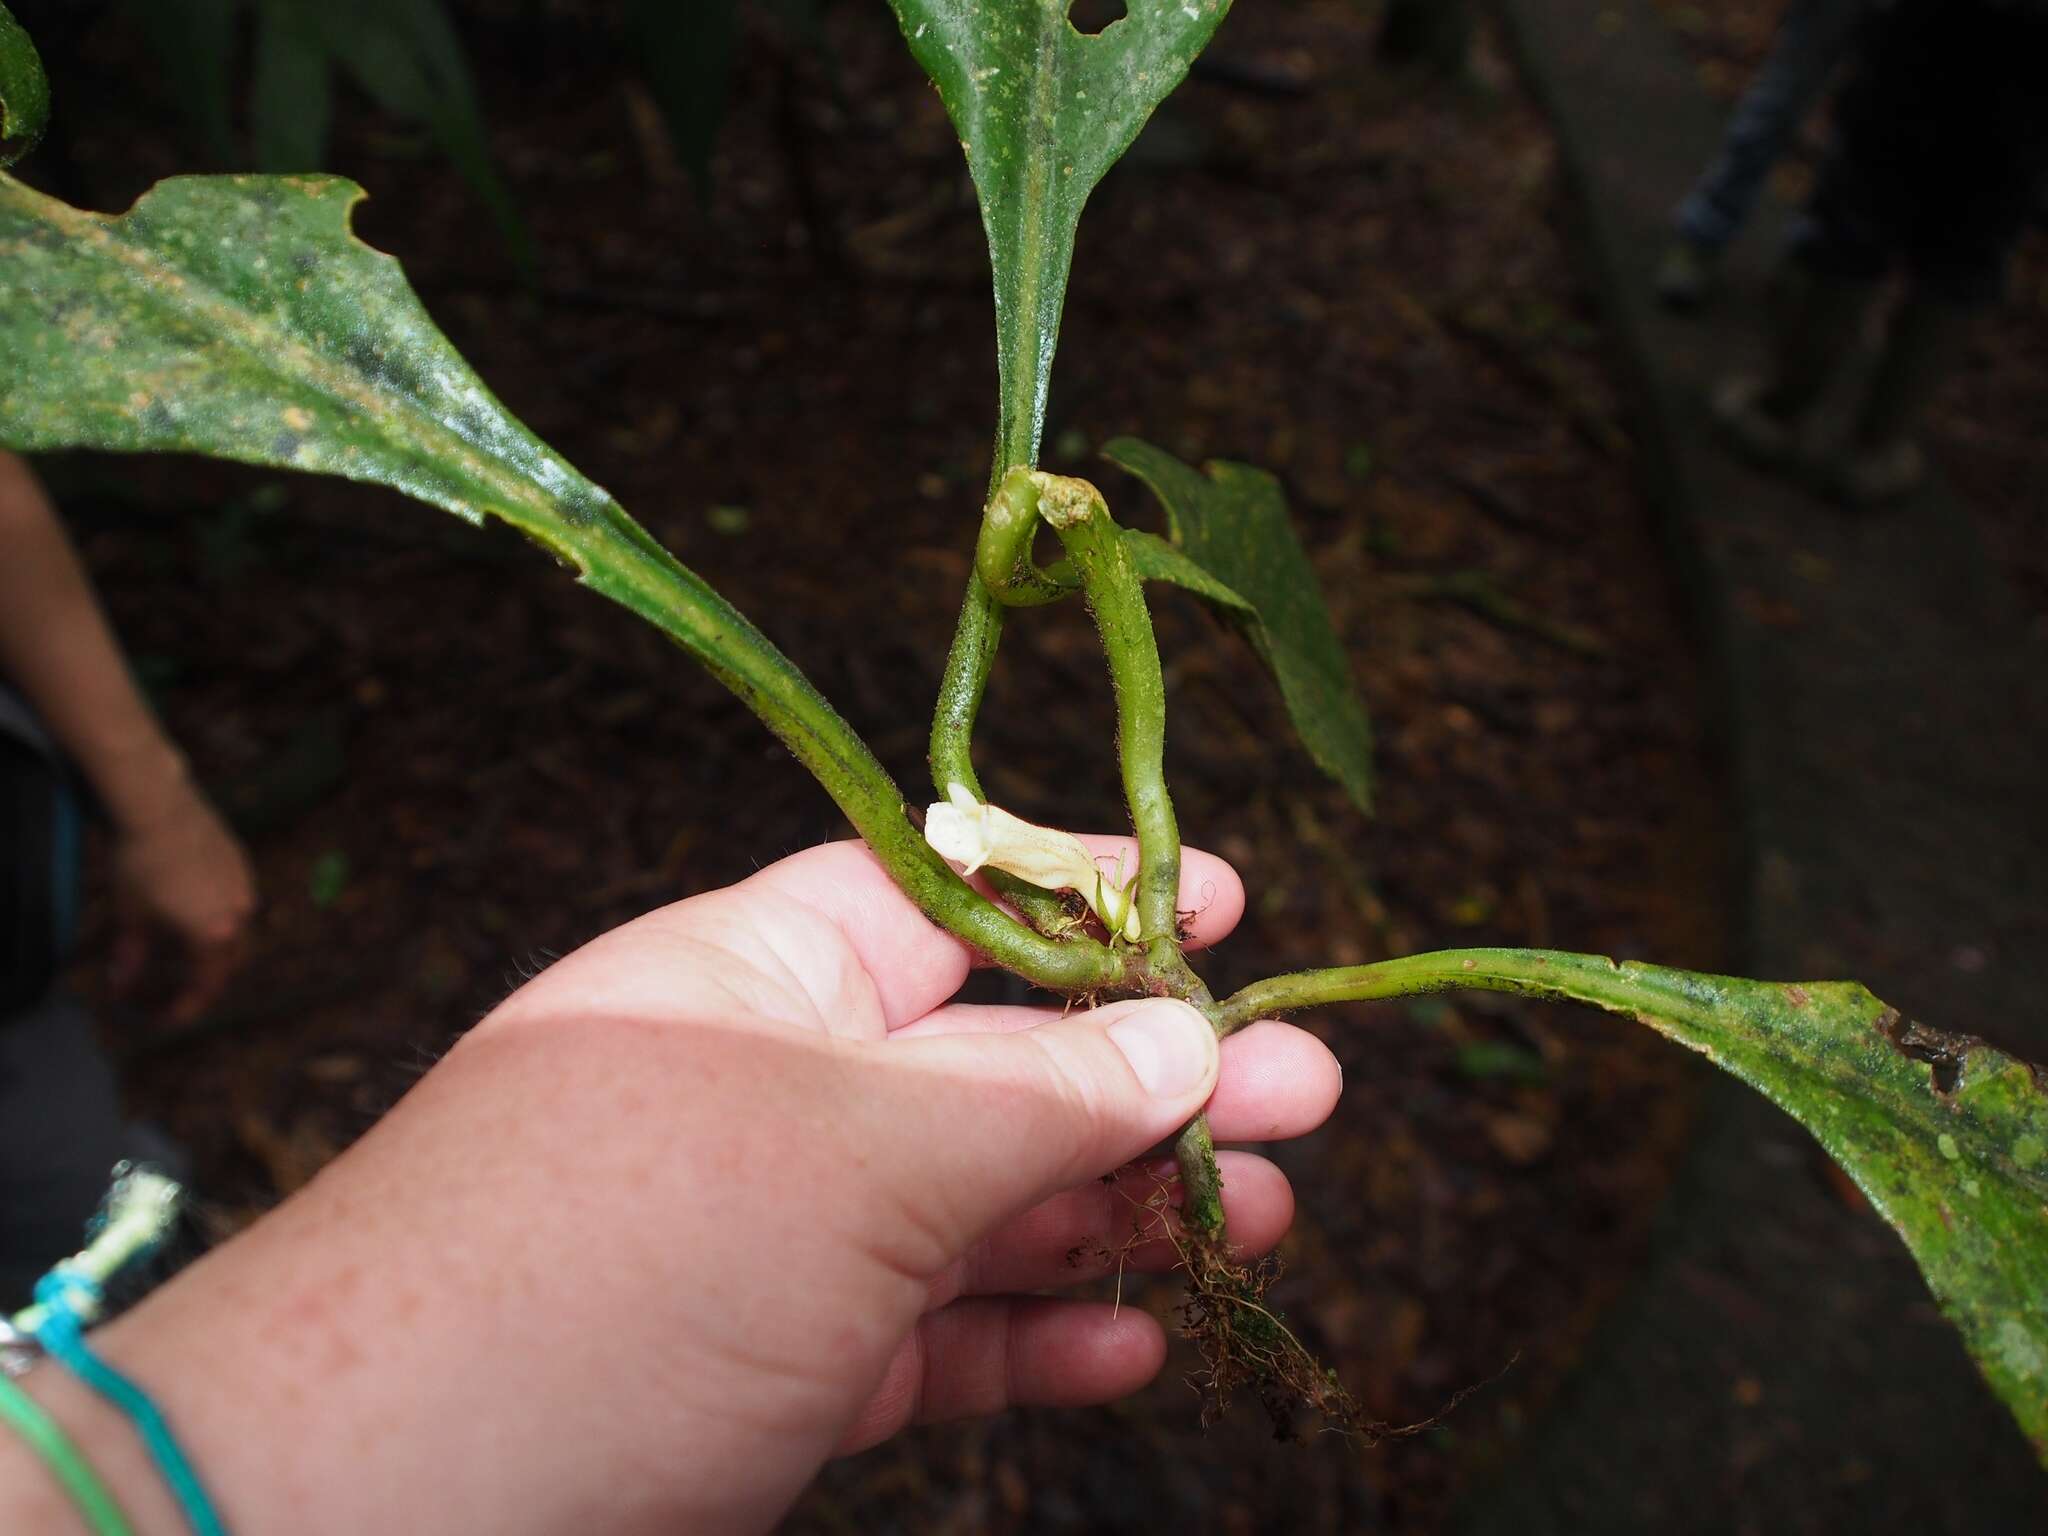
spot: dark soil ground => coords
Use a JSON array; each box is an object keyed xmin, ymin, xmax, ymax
[{"xmin": 25, "ymin": 2, "xmax": 1729, "ymax": 1529}]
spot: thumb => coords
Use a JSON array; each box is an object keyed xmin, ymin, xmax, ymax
[{"xmin": 883, "ymin": 997, "xmax": 1220, "ymax": 1249}]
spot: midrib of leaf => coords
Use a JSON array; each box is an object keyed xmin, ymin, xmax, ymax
[
  {"xmin": 1387, "ymin": 953, "xmax": 2024, "ymax": 1172},
  {"xmin": 996, "ymin": 13, "xmax": 1063, "ymax": 475},
  {"xmin": 1216, "ymin": 947, "xmax": 2048, "ymax": 1453},
  {"xmin": 1254, "ymin": 948, "xmax": 2021, "ymax": 1170}
]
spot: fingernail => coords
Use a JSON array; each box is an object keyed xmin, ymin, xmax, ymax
[{"xmin": 1108, "ymin": 1001, "xmax": 1215, "ymax": 1099}]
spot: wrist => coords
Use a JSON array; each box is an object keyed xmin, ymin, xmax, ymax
[
  {"xmin": 0, "ymin": 1361, "xmax": 187, "ymax": 1536},
  {"xmin": 93, "ymin": 737, "xmax": 198, "ymax": 838}
]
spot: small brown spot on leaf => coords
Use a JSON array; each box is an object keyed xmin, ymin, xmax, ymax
[{"xmin": 1786, "ymin": 984, "xmax": 1810, "ymax": 1008}]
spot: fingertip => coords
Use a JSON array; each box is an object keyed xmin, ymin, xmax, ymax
[
  {"xmin": 1211, "ymin": 1150, "xmax": 1296, "ymax": 1256},
  {"xmin": 737, "ymin": 839, "xmax": 976, "ymax": 1025},
  {"xmin": 1064, "ymin": 835, "xmax": 1243, "ymax": 949},
  {"xmin": 1006, "ymin": 1299, "xmax": 1168, "ymax": 1406},
  {"xmin": 1174, "ymin": 844, "xmax": 1245, "ymax": 951},
  {"xmin": 842, "ymin": 1299, "xmax": 1169, "ymax": 1454},
  {"xmin": 1206, "ymin": 1020, "xmax": 1343, "ymax": 1142}
]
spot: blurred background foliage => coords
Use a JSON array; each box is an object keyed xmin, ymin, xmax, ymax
[{"xmin": 7, "ymin": 0, "xmax": 837, "ymax": 269}]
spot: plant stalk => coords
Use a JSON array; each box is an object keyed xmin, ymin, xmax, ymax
[
  {"xmin": 583, "ymin": 515, "xmax": 1121, "ymax": 992},
  {"xmin": 977, "ymin": 469, "xmax": 1079, "ymax": 606},
  {"xmin": 1212, "ymin": 947, "xmax": 1723, "ymax": 1034},
  {"xmin": 1038, "ymin": 477, "xmax": 1182, "ymax": 945},
  {"xmin": 926, "ymin": 574, "xmax": 1075, "ymax": 936},
  {"xmin": 1174, "ymin": 1114, "xmax": 1226, "ymax": 1238}
]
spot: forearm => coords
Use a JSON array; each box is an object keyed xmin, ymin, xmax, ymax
[
  {"xmin": 0, "ymin": 1016, "xmax": 861, "ymax": 1536},
  {"xmin": 0, "ymin": 452, "xmax": 192, "ymax": 832},
  {"xmin": 0, "ymin": 1359, "xmax": 189, "ymax": 1535}
]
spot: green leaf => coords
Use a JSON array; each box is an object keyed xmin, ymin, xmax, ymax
[
  {"xmin": 1121, "ymin": 526, "xmax": 1251, "ymax": 614},
  {"xmin": 1222, "ymin": 949, "xmax": 2048, "ymax": 1458},
  {"xmin": 885, "ymin": 0, "xmax": 1234, "ymax": 469},
  {"xmin": 1104, "ymin": 435, "xmax": 1373, "ymax": 812},
  {"xmin": 0, "ymin": 1, "xmax": 51, "ymax": 169},
  {"xmin": 0, "ymin": 168, "xmax": 1129, "ymax": 996},
  {"xmin": 0, "ymin": 171, "xmax": 850, "ymax": 840}
]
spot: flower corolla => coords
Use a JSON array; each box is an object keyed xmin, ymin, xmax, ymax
[{"xmin": 924, "ymin": 782, "xmax": 1143, "ymax": 942}]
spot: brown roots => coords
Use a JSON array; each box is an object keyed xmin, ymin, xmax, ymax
[
  {"xmin": 1170, "ymin": 1223, "xmax": 1382, "ymax": 1443},
  {"xmin": 1123, "ymin": 1173, "xmax": 1508, "ymax": 1445}
]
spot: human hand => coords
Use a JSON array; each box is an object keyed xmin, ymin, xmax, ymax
[
  {"xmin": 33, "ymin": 838, "xmax": 1338, "ymax": 1536},
  {"xmin": 108, "ymin": 781, "xmax": 256, "ymax": 1024}
]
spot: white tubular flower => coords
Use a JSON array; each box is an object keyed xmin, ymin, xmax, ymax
[{"xmin": 924, "ymin": 782, "xmax": 1144, "ymax": 942}]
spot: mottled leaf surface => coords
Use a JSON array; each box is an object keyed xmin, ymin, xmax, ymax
[
  {"xmin": 1105, "ymin": 435, "xmax": 1373, "ymax": 811},
  {"xmin": 885, "ymin": 0, "xmax": 1232, "ymax": 466},
  {"xmin": 1311, "ymin": 950, "xmax": 2048, "ymax": 1458},
  {"xmin": 0, "ymin": 1, "xmax": 48, "ymax": 168}
]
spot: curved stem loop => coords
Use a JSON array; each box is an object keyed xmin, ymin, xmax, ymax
[
  {"xmin": 977, "ymin": 468, "xmax": 1081, "ymax": 607},
  {"xmin": 1036, "ymin": 474, "xmax": 1182, "ymax": 945}
]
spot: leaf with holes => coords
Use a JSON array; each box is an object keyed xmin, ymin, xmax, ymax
[
  {"xmin": 1244, "ymin": 949, "xmax": 2048, "ymax": 1456},
  {"xmin": 1105, "ymin": 435, "xmax": 1373, "ymax": 811},
  {"xmin": 885, "ymin": 0, "xmax": 1233, "ymax": 467}
]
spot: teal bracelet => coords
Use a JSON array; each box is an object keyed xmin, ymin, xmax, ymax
[
  {"xmin": 29, "ymin": 1268, "xmax": 230, "ymax": 1536},
  {"xmin": 0, "ymin": 1368, "xmax": 137, "ymax": 1536}
]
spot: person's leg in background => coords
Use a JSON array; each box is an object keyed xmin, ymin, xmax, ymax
[
  {"xmin": 0, "ymin": 730, "xmax": 129, "ymax": 1304},
  {"xmin": 1816, "ymin": 2, "xmax": 2048, "ymax": 502},
  {"xmin": 0, "ymin": 991, "xmax": 129, "ymax": 1304},
  {"xmin": 1710, "ymin": 0, "xmax": 1909, "ymax": 470},
  {"xmin": 1659, "ymin": 0, "xmax": 1869, "ymax": 309}
]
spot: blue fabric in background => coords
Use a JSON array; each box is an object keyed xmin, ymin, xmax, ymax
[{"xmin": 49, "ymin": 767, "xmax": 80, "ymax": 961}]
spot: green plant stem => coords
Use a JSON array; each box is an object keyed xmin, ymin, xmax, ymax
[
  {"xmin": 586, "ymin": 516, "xmax": 1119, "ymax": 992},
  {"xmin": 958, "ymin": 467, "xmax": 1222, "ymax": 1233},
  {"xmin": 1174, "ymin": 1114, "xmax": 1226, "ymax": 1238},
  {"xmin": 1018, "ymin": 474, "xmax": 1227, "ymax": 1235},
  {"xmin": 929, "ymin": 572, "xmax": 1004, "ymax": 801},
  {"xmin": 1213, "ymin": 947, "xmax": 1729, "ymax": 1034},
  {"xmin": 1040, "ymin": 480, "xmax": 1181, "ymax": 944},
  {"xmin": 978, "ymin": 467, "xmax": 1079, "ymax": 606},
  {"xmin": 1153, "ymin": 964, "xmax": 1227, "ymax": 1238},
  {"xmin": 926, "ymin": 574, "xmax": 1074, "ymax": 936}
]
